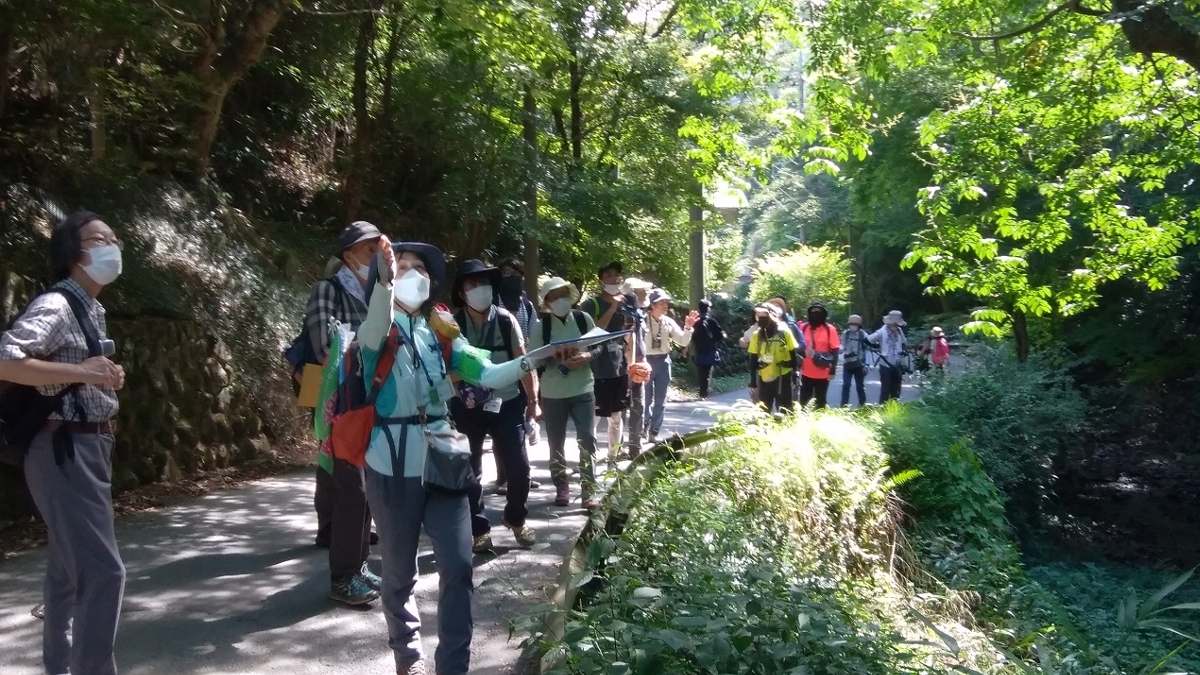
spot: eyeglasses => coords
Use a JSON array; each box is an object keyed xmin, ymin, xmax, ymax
[{"xmin": 82, "ymin": 236, "xmax": 124, "ymax": 250}]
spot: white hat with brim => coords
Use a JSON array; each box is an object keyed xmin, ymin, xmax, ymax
[
  {"xmin": 622, "ymin": 277, "xmax": 653, "ymax": 294},
  {"xmin": 648, "ymin": 288, "xmax": 672, "ymax": 306},
  {"xmin": 539, "ymin": 277, "xmax": 580, "ymax": 306},
  {"xmin": 884, "ymin": 310, "xmax": 906, "ymax": 326}
]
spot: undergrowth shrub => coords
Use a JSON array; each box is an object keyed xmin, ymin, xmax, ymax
[{"xmin": 920, "ymin": 345, "xmax": 1088, "ymax": 529}]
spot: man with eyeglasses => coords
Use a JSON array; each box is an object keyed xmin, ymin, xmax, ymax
[{"xmin": 0, "ymin": 210, "xmax": 127, "ymax": 675}]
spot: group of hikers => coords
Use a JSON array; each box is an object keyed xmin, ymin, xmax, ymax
[
  {"xmin": 730, "ymin": 298, "xmax": 950, "ymax": 413},
  {"xmin": 0, "ymin": 212, "xmax": 951, "ymax": 675}
]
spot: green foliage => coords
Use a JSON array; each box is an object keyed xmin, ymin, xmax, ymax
[
  {"xmin": 747, "ymin": 244, "xmax": 854, "ymax": 320},
  {"xmin": 804, "ymin": 0, "xmax": 1200, "ymax": 343},
  {"xmin": 869, "ymin": 403, "xmax": 1009, "ymax": 548},
  {"xmin": 920, "ymin": 345, "xmax": 1088, "ymax": 528}
]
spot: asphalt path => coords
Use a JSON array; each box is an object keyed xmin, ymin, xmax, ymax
[{"xmin": 0, "ymin": 369, "xmax": 917, "ymax": 675}]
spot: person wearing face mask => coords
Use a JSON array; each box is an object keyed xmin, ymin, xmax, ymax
[
  {"xmin": 449, "ymin": 260, "xmax": 540, "ymax": 552},
  {"xmin": 302, "ymin": 221, "xmax": 384, "ymax": 605},
  {"xmin": 747, "ymin": 303, "xmax": 798, "ymax": 413},
  {"xmin": 360, "ymin": 237, "xmax": 537, "ymax": 675},
  {"xmin": 867, "ymin": 310, "xmax": 907, "ymax": 403},
  {"xmin": 492, "ymin": 256, "xmax": 542, "ymax": 484},
  {"xmin": 799, "ymin": 301, "xmax": 840, "ymax": 409},
  {"xmin": 529, "ymin": 277, "xmax": 601, "ymax": 508},
  {"xmin": 0, "ymin": 211, "xmax": 127, "ymax": 675},
  {"xmin": 642, "ymin": 289, "xmax": 699, "ymax": 444},
  {"xmin": 583, "ymin": 261, "xmax": 634, "ymax": 460}
]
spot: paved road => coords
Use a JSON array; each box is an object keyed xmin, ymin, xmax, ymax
[{"xmin": 0, "ymin": 373, "xmax": 916, "ymax": 675}]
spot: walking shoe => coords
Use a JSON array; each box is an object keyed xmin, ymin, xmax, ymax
[
  {"xmin": 648, "ymin": 432, "xmax": 658, "ymax": 445},
  {"xmin": 530, "ymin": 478, "xmax": 542, "ymax": 489},
  {"xmin": 472, "ymin": 533, "xmax": 494, "ymax": 554},
  {"xmin": 360, "ymin": 561, "xmax": 382, "ymax": 591},
  {"xmin": 397, "ymin": 657, "xmax": 427, "ymax": 675},
  {"xmin": 31, "ymin": 604, "xmax": 44, "ymax": 620},
  {"xmin": 554, "ymin": 483, "xmax": 570, "ymax": 507},
  {"xmin": 330, "ymin": 575, "xmax": 380, "ymax": 606},
  {"xmin": 503, "ymin": 519, "xmax": 537, "ymax": 548}
]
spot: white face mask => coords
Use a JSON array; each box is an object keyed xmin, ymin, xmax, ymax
[
  {"xmin": 465, "ymin": 285, "xmax": 493, "ymax": 312},
  {"xmin": 348, "ymin": 254, "xmax": 371, "ymax": 281},
  {"xmin": 81, "ymin": 245, "xmax": 122, "ymax": 285},
  {"xmin": 550, "ymin": 297, "xmax": 573, "ymax": 318},
  {"xmin": 603, "ymin": 283, "xmax": 622, "ymax": 296},
  {"xmin": 394, "ymin": 268, "xmax": 431, "ymax": 308}
]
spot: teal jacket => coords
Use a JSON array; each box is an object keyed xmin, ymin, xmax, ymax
[{"xmin": 359, "ymin": 281, "xmax": 527, "ymax": 477}]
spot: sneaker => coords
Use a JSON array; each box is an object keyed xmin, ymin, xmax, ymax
[
  {"xmin": 648, "ymin": 432, "xmax": 658, "ymax": 445},
  {"xmin": 397, "ymin": 657, "xmax": 427, "ymax": 675},
  {"xmin": 360, "ymin": 562, "xmax": 382, "ymax": 591},
  {"xmin": 529, "ymin": 478, "xmax": 542, "ymax": 489},
  {"xmin": 472, "ymin": 533, "xmax": 494, "ymax": 554},
  {"xmin": 31, "ymin": 604, "xmax": 44, "ymax": 620},
  {"xmin": 330, "ymin": 575, "xmax": 380, "ymax": 606},
  {"xmin": 554, "ymin": 484, "xmax": 570, "ymax": 507},
  {"xmin": 503, "ymin": 519, "xmax": 537, "ymax": 548}
]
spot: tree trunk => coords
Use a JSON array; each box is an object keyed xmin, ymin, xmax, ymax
[
  {"xmin": 521, "ymin": 85, "xmax": 541, "ymax": 301},
  {"xmin": 1112, "ymin": 0, "xmax": 1200, "ymax": 74},
  {"xmin": 568, "ymin": 50, "xmax": 583, "ymax": 173},
  {"xmin": 1012, "ymin": 308, "xmax": 1029, "ymax": 361},
  {"xmin": 88, "ymin": 68, "xmax": 107, "ymax": 161},
  {"xmin": 0, "ymin": 23, "xmax": 11, "ymax": 125},
  {"xmin": 189, "ymin": 0, "xmax": 289, "ymax": 177},
  {"xmin": 342, "ymin": 7, "xmax": 379, "ymax": 223}
]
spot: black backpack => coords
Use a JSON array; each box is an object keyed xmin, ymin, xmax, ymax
[
  {"xmin": 284, "ymin": 276, "xmax": 346, "ymax": 373},
  {"xmin": 453, "ymin": 307, "xmax": 516, "ymax": 360},
  {"xmin": 0, "ymin": 288, "xmax": 104, "ymax": 466}
]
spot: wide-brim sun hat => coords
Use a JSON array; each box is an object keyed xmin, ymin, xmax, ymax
[
  {"xmin": 930, "ymin": 326, "xmax": 945, "ymax": 337},
  {"xmin": 539, "ymin": 277, "xmax": 580, "ymax": 307},
  {"xmin": 450, "ymin": 259, "xmax": 502, "ymax": 308},
  {"xmin": 847, "ymin": 313, "xmax": 863, "ymax": 327},
  {"xmin": 622, "ymin": 277, "xmax": 653, "ymax": 294},
  {"xmin": 884, "ymin": 310, "xmax": 906, "ymax": 326}
]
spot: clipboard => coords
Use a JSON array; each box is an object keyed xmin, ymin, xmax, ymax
[
  {"xmin": 296, "ymin": 363, "xmax": 324, "ymax": 408},
  {"xmin": 525, "ymin": 328, "xmax": 632, "ymax": 363}
]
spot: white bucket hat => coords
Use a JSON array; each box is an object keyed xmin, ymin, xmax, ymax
[
  {"xmin": 539, "ymin": 277, "xmax": 580, "ymax": 307},
  {"xmin": 884, "ymin": 310, "xmax": 906, "ymax": 326}
]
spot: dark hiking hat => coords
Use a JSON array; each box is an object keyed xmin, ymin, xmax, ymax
[
  {"xmin": 450, "ymin": 259, "xmax": 501, "ymax": 308},
  {"xmin": 339, "ymin": 221, "xmax": 382, "ymax": 251},
  {"xmin": 598, "ymin": 261, "xmax": 623, "ymax": 278}
]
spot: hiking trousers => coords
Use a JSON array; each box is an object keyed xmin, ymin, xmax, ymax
[
  {"xmin": 840, "ymin": 365, "xmax": 867, "ymax": 407},
  {"xmin": 366, "ymin": 469, "xmax": 473, "ymax": 675},
  {"xmin": 644, "ymin": 354, "xmax": 671, "ymax": 435},
  {"xmin": 327, "ymin": 458, "xmax": 371, "ymax": 580},
  {"xmin": 25, "ymin": 428, "xmax": 125, "ymax": 675},
  {"xmin": 879, "ymin": 365, "xmax": 903, "ymax": 403},
  {"xmin": 543, "ymin": 392, "xmax": 597, "ymax": 495},
  {"xmin": 800, "ymin": 375, "xmax": 831, "ymax": 409},
  {"xmin": 758, "ymin": 372, "xmax": 795, "ymax": 414},
  {"xmin": 627, "ymin": 382, "xmax": 644, "ymax": 455},
  {"xmin": 452, "ymin": 392, "xmax": 531, "ymax": 533}
]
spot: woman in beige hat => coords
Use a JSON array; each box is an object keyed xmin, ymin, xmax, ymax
[{"xmin": 839, "ymin": 314, "xmax": 869, "ymax": 407}]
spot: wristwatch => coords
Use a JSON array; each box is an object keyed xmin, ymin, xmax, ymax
[{"xmin": 519, "ymin": 357, "xmax": 534, "ymax": 373}]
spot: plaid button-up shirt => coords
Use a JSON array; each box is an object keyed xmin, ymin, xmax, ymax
[
  {"xmin": 0, "ymin": 279, "xmax": 119, "ymax": 421},
  {"xmin": 304, "ymin": 271, "xmax": 369, "ymax": 363}
]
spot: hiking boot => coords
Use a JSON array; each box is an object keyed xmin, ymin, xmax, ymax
[
  {"xmin": 360, "ymin": 561, "xmax": 382, "ymax": 591},
  {"xmin": 397, "ymin": 657, "xmax": 427, "ymax": 675},
  {"xmin": 330, "ymin": 575, "xmax": 380, "ymax": 606},
  {"xmin": 472, "ymin": 533, "xmax": 494, "ymax": 554},
  {"xmin": 554, "ymin": 483, "xmax": 570, "ymax": 507},
  {"xmin": 503, "ymin": 519, "xmax": 537, "ymax": 548}
]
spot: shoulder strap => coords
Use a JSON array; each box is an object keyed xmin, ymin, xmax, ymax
[
  {"xmin": 497, "ymin": 309, "xmax": 515, "ymax": 360},
  {"xmin": 542, "ymin": 315, "xmax": 552, "ymax": 349},
  {"xmin": 49, "ymin": 288, "xmax": 102, "ymax": 357},
  {"xmin": 365, "ymin": 325, "xmax": 402, "ymax": 404},
  {"xmin": 573, "ymin": 309, "xmax": 588, "ymax": 336}
]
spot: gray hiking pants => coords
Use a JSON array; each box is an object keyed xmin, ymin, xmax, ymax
[
  {"xmin": 365, "ymin": 468, "xmax": 473, "ymax": 675},
  {"xmin": 25, "ymin": 428, "xmax": 125, "ymax": 675},
  {"xmin": 542, "ymin": 392, "xmax": 597, "ymax": 494}
]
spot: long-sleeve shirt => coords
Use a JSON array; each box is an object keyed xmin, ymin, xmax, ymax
[
  {"xmin": 304, "ymin": 270, "xmax": 369, "ymax": 364},
  {"xmin": 868, "ymin": 325, "xmax": 906, "ymax": 363},
  {"xmin": 643, "ymin": 315, "xmax": 692, "ymax": 357},
  {"xmin": 359, "ymin": 279, "xmax": 527, "ymax": 478}
]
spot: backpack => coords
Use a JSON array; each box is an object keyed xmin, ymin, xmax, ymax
[
  {"xmin": 453, "ymin": 308, "xmax": 516, "ymax": 361},
  {"xmin": 284, "ymin": 277, "xmax": 346, "ymax": 373},
  {"xmin": 538, "ymin": 310, "xmax": 589, "ymax": 376},
  {"xmin": 328, "ymin": 325, "xmax": 403, "ymax": 468},
  {"xmin": 0, "ymin": 288, "xmax": 103, "ymax": 467}
]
